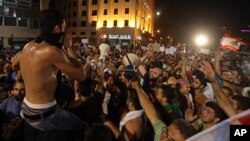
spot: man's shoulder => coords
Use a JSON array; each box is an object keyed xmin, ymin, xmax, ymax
[
  {"xmin": 25, "ymin": 41, "xmax": 59, "ymax": 49},
  {"xmin": 22, "ymin": 41, "xmax": 64, "ymax": 61},
  {"xmin": 31, "ymin": 41, "xmax": 62, "ymax": 53}
]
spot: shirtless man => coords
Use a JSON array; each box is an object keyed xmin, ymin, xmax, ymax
[{"xmin": 12, "ymin": 9, "xmax": 87, "ymax": 131}]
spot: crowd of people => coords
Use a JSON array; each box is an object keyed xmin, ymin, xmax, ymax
[{"xmin": 0, "ymin": 9, "xmax": 250, "ymax": 141}]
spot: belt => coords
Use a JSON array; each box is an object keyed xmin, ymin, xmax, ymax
[{"xmin": 23, "ymin": 106, "xmax": 57, "ymax": 121}]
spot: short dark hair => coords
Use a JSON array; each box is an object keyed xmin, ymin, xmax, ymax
[
  {"xmin": 171, "ymin": 119, "xmax": 196, "ymax": 139},
  {"xmin": 103, "ymin": 72, "xmax": 112, "ymax": 81},
  {"xmin": 192, "ymin": 69, "xmax": 207, "ymax": 88},
  {"xmin": 205, "ymin": 101, "xmax": 227, "ymax": 122},
  {"xmin": 160, "ymin": 84, "xmax": 175, "ymax": 104},
  {"xmin": 231, "ymin": 95, "xmax": 250, "ymax": 111},
  {"xmin": 38, "ymin": 9, "xmax": 64, "ymax": 42}
]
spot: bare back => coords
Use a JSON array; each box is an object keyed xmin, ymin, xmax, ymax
[
  {"xmin": 19, "ymin": 39, "xmax": 86, "ymax": 104},
  {"xmin": 20, "ymin": 41, "xmax": 59, "ymax": 104}
]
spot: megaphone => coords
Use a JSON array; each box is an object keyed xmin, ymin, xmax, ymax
[
  {"xmin": 99, "ymin": 43, "xmax": 110, "ymax": 60},
  {"xmin": 122, "ymin": 53, "xmax": 141, "ymax": 68}
]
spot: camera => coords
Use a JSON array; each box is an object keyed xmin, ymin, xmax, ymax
[{"xmin": 124, "ymin": 65, "xmax": 138, "ymax": 81}]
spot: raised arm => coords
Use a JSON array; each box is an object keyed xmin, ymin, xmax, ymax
[
  {"xmin": 131, "ymin": 81, "xmax": 160, "ymax": 125},
  {"xmin": 200, "ymin": 61, "xmax": 237, "ymax": 117},
  {"xmin": 49, "ymin": 46, "xmax": 87, "ymax": 82},
  {"xmin": 213, "ymin": 51, "xmax": 222, "ymax": 76},
  {"xmin": 181, "ymin": 58, "xmax": 187, "ymax": 79},
  {"xmin": 140, "ymin": 50, "xmax": 154, "ymax": 65},
  {"xmin": 223, "ymin": 81, "xmax": 243, "ymax": 95}
]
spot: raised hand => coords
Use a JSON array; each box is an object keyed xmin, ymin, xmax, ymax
[
  {"xmin": 185, "ymin": 108, "xmax": 197, "ymax": 123},
  {"xmin": 130, "ymin": 80, "xmax": 141, "ymax": 89},
  {"xmin": 200, "ymin": 60, "xmax": 216, "ymax": 82},
  {"xmin": 214, "ymin": 51, "xmax": 222, "ymax": 61}
]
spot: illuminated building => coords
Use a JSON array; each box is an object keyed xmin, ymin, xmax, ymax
[
  {"xmin": 54, "ymin": 0, "xmax": 154, "ymax": 47},
  {"xmin": 0, "ymin": 0, "xmax": 40, "ymax": 49}
]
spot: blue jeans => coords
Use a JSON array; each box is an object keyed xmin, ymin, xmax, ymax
[
  {"xmin": 23, "ymin": 106, "xmax": 84, "ymax": 131},
  {"xmin": 24, "ymin": 106, "xmax": 84, "ymax": 141}
]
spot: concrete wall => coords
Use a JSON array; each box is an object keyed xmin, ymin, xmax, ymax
[{"xmin": 0, "ymin": 26, "xmax": 39, "ymax": 48}]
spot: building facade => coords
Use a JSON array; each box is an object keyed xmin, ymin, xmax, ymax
[
  {"xmin": 55, "ymin": 0, "xmax": 154, "ymax": 47},
  {"xmin": 0, "ymin": 0, "xmax": 40, "ymax": 49}
]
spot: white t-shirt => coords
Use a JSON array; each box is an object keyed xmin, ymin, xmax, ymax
[
  {"xmin": 202, "ymin": 82, "xmax": 215, "ymax": 99},
  {"xmin": 242, "ymin": 87, "xmax": 250, "ymax": 97},
  {"xmin": 169, "ymin": 46, "xmax": 177, "ymax": 55}
]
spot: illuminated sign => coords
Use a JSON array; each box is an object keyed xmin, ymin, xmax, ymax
[
  {"xmin": 100, "ymin": 34, "xmax": 107, "ymax": 39},
  {"xmin": 137, "ymin": 36, "xmax": 142, "ymax": 40},
  {"xmin": 108, "ymin": 34, "xmax": 131, "ymax": 40}
]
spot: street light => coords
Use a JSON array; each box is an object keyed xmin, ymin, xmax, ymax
[
  {"xmin": 195, "ymin": 34, "xmax": 208, "ymax": 47},
  {"xmin": 156, "ymin": 11, "xmax": 161, "ymax": 16}
]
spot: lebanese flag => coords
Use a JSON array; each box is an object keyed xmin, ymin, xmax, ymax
[
  {"xmin": 186, "ymin": 109, "xmax": 250, "ymax": 141},
  {"xmin": 236, "ymin": 38, "xmax": 248, "ymax": 47},
  {"xmin": 220, "ymin": 36, "xmax": 239, "ymax": 52}
]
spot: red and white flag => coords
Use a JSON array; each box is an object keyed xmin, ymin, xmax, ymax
[
  {"xmin": 186, "ymin": 109, "xmax": 250, "ymax": 141},
  {"xmin": 237, "ymin": 38, "xmax": 248, "ymax": 47},
  {"xmin": 220, "ymin": 36, "xmax": 239, "ymax": 52}
]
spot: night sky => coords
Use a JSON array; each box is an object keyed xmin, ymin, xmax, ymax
[{"xmin": 155, "ymin": 0, "xmax": 250, "ymax": 43}]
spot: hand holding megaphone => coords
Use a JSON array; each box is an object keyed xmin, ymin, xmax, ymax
[
  {"xmin": 122, "ymin": 53, "xmax": 141, "ymax": 81},
  {"xmin": 122, "ymin": 53, "xmax": 141, "ymax": 68}
]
